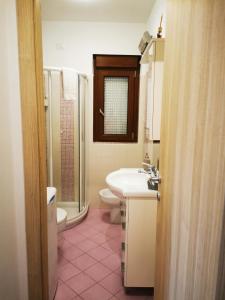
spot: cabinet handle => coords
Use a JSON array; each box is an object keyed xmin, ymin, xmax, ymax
[
  {"xmin": 121, "ymin": 242, "xmax": 125, "ymax": 251},
  {"xmin": 120, "ymin": 210, "xmax": 125, "ymax": 217},
  {"xmin": 121, "ymin": 262, "xmax": 125, "ymax": 273}
]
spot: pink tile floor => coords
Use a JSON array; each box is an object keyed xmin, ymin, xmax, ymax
[{"xmin": 55, "ymin": 209, "xmax": 153, "ymax": 300}]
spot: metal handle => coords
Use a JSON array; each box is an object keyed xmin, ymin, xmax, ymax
[
  {"xmin": 150, "ymin": 176, "xmax": 161, "ymax": 184},
  {"xmin": 157, "ymin": 192, "xmax": 160, "ymax": 201},
  {"xmin": 99, "ymin": 108, "xmax": 105, "ymax": 117}
]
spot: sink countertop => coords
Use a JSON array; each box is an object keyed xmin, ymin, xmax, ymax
[{"xmin": 106, "ymin": 168, "xmax": 158, "ymax": 199}]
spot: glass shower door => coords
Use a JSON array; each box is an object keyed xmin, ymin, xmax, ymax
[
  {"xmin": 44, "ymin": 69, "xmax": 87, "ymax": 222},
  {"xmin": 79, "ymin": 75, "xmax": 87, "ymax": 212}
]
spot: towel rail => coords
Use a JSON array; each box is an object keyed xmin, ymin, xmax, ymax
[{"xmin": 44, "ymin": 66, "xmax": 88, "ymax": 80}]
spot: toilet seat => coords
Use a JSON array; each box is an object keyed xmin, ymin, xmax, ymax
[
  {"xmin": 99, "ymin": 188, "xmax": 121, "ymax": 224},
  {"xmin": 99, "ymin": 188, "xmax": 120, "ymax": 205},
  {"xmin": 57, "ymin": 208, "xmax": 67, "ymax": 232}
]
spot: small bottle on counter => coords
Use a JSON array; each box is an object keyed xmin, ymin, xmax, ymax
[{"xmin": 143, "ymin": 153, "xmax": 151, "ymax": 170}]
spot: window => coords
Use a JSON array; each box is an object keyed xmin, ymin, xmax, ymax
[{"xmin": 93, "ymin": 55, "xmax": 141, "ymax": 142}]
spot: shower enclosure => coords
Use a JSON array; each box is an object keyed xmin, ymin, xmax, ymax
[{"xmin": 44, "ymin": 68, "xmax": 88, "ymax": 226}]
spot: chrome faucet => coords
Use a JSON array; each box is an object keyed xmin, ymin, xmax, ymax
[
  {"xmin": 140, "ymin": 162, "xmax": 156, "ymax": 175},
  {"xmin": 139, "ymin": 162, "xmax": 161, "ymax": 191}
]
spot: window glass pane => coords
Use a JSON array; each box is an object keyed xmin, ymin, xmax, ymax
[{"xmin": 104, "ymin": 77, "xmax": 128, "ymax": 134}]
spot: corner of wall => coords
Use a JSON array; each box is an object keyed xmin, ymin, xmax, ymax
[
  {"xmin": 0, "ymin": 1, "xmax": 28, "ymax": 299},
  {"xmin": 146, "ymin": 0, "xmax": 166, "ymax": 37}
]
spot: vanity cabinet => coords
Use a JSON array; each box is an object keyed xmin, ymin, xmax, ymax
[{"xmin": 120, "ymin": 197, "xmax": 157, "ymax": 288}]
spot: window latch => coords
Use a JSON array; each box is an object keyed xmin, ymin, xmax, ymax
[{"xmin": 99, "ymin": 108, "xmax": 105, "ymax": 117}]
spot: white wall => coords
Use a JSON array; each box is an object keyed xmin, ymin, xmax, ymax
[
  {"xmin": 0, "ymin": 1, "xmax": 28, "ymax": 299},
  {"xmin": 42, "ymin": 21, "xmax": 146, "ymax": 207},
  {"xmin": 42, "ymin": 21, "xmax": 145, "ymax": 75},
  {"xmin": 146, "ymin": 0, "xmax": 166, "ymax": 37}
]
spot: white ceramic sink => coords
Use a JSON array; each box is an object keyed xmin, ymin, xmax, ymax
[{"xmin": 106, "ymin": 168, "xmax": 158, "ymax": 198}]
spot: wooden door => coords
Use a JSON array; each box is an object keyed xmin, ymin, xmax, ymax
[
  {"xmin": 17, "ymin": 0, "xmax": 49, "ymax": 299},
  {"xmin": 155, "ymin": 1, "xmax": 225, "ymax": 299}
]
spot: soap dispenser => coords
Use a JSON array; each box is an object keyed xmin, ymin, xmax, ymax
[{"xmin": 143, "ymin": 153, "xmax": 151, "ymax": 171}]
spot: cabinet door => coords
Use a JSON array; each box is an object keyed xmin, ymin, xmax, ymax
[
  {"xmin": 146, "ymin": 63, "xmax": 155, "ymax": 140},
  {"xmin": 146, "ymin": 40, "xmax": 164, "ymax": 141},
  {"xmin": 125, "ymin": 199, "xmax": 157, "ymax": 287},
  {"xmin": 152, "ymin": 60, "xmax": 164, "ymax": 140}
]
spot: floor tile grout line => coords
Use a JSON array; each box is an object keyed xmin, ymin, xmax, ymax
[
  {"xmin": 58, "ymin": 280, "xmax": 80, "ymax": 299},
  {"xmin": 59, "ymin": 245, "xmax": 120, "ymax": 268},
  {"xmin": 62, "ymin": 234, "xmax": 121, "ymax": 248},
  {"xmin": 59, "ymin": 258, "xmax": 122, "ymax": 284},
  {"xmin": 97, "ymin": 272, "xmax": 124, "ymax": 296},
  {"xmin": 63, "ymin": 269, "xmax": 115, "ymax": 298},
  {"xmin": 63, "ymin": 273, "xmax": 96, "ymax": 298},
  {"xmin": 83, "ymin": 265, "xmax": 113, "ymax": 282},
  {"xmin": 56, "ymin": 210, "xmax": 125, "ymax": 299},
  {"xmin": 69, "ymin": 259, "xmax": 99, "ymax": 273},
  {"xmin": 63, "ymin": 265, "xmax": 115, "ymax": 292},
  {"xmin": 60, "ymin": 252, "xmax": 121, "ymax": 274},
  {"xmin": 57, "ymin": 265, "xmax": 82, "ymax": 282},
  {"xmin": 59, "ymin": 241, "xmax": 120, "ymax": 253},
  {"xmin": 79, "ymin": 281, "xmax": 114, "ymax": 300}
]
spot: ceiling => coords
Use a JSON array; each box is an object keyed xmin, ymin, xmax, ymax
[{"xmin": 41, "ymin": 0, "xmax": 154, "ymax": 23}]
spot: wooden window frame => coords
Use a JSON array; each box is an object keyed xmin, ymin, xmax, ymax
[{"xmin": 93, "ymin": 54, "xmax": 141, "ymax": 143}]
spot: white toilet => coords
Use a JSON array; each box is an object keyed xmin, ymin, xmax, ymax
[
  {"xmin": 57, "ymin": 207, "xmax": 67, "ymax": 232},
  {"xmin": 47, "ymin": 186, "xmax": 67, "ymax": 232},
  {"xmin": 99, "ymin": 188, "xmax": 121, "ymax": 224}
]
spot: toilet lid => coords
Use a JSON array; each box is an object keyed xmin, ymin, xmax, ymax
[{"xmin": 57, "ymin": 208, "xmax": 67, "ymax": 224}]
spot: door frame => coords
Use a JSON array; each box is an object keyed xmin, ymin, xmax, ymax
[
  {"xmin": 16, "ymin": 1, "xmax": 225, "ymax": 300},
  {"xmin": 16, "ymin": 0, "xmax": 49, "ymax": 299}
]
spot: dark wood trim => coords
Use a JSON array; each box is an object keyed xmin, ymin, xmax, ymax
[
  {"xmin": 93, "ymin": 54, "xmax": 140, "ymax": 143},
  {"xmin": 94, "ymin": 54, "xmax": 140, "ymax": 69}
]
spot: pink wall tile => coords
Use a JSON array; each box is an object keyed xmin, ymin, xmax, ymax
[{"xmin": 60, "ymin": 99, "xmax": 75, "ymax": 202}]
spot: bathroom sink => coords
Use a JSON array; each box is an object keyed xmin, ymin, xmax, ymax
[{"xmin": 106, "ymin": 168, "xmax": 158, "ymax": 198}]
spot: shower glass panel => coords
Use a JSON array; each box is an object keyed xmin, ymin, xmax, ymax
[
  {"xmin": 78, "ymin": 76, "xmax": 86, "ymax": 213},
  {"xmin": 44, "ymin": 69, "xmax": 87, "ymax": 222}
]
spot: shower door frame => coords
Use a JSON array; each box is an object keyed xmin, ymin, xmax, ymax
[
  {"xmin": 16, "ymin": 0, "xmax": 49, "ymax": 299},
  {"xmin": 45, "ymin": 70, "xmax": 87, "ymax": 215}
]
